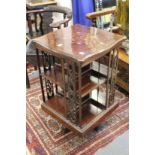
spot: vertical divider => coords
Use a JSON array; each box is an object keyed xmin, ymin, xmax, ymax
[
  {"xmin": 78, "ymin": 63, "xmax": 82, "ymax": 127},
  {"xmin": 97, "ymin": 58, "xmax": 101, "ymax": 102},
  {"xmin": 114, "ymin": 49, "xmax": 119, "ymax": 85},
  {"xmin": 106, "ymin": 50, "xmax": 112, "ymax": 108},
  {"xmin": 111, "ymin": 49, "xmax": 119, "ymax": 103},
  {"xmin": 66, "ymin": 60, "xmax": 78, "ymax": 124},
  {"xmin": 107, "ymin": 49, "xmax": 120, "ymax": 107},
  {"xmin": 110, "ymin": 50, "xmax": 115, "ymax": 92},
  {"xmin": 61, "ymin": 58, "xmax": 67, "ymax": 116}
]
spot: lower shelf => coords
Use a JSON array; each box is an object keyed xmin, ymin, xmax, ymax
[{"xmin": 41, "ymin": 96, "xmax": 118, "ymax": 135}]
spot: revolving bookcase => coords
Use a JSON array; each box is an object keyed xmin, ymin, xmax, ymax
[{"xmin": 32, "ymin": 24, "xmax": 126, "ymax": 135}]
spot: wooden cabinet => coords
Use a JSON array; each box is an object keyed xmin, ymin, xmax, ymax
[{"xmin": 32, "ymin": 24, "xmax": 126, "ymax": 135}]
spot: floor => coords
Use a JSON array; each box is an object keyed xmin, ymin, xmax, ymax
[{"xmin": 95, "ymin": 131, "xmax": 129, "ymax": 155}]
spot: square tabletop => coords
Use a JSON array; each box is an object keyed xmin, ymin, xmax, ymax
[
  {"xmin": 26, "ymin": 0, "xmax": 57, "ymax": 9},
  {"xmin": 32, "ymin": 24, "xmax": 126, "ymax": 65}
]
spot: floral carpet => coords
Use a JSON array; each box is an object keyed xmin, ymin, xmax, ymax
[{"xmin": 26, "ymin": 78, "xmax": 129, "ymax": 155}]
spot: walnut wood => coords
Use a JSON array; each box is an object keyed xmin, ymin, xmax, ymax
[
  {"xmin": 33, "ymin": 24, "xmax": 126, "ymax": 66},
  {"xmin": 33, "ymin": 24, "xmax": 126, "ymax": 135}
]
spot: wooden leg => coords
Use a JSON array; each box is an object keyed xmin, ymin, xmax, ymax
[
  {"xmin": 36, "ymin": 49, "xmax": 45, "ymax": 102},
  {"xmin": 26, "ymin": 67, "xmax": 30, "ymax": 89},
  {"xmin": 34, "ymin": 14, "xmax": 38, "ymax": 32},
  {"xmin": 27, "ymin": 14, "xmax": 33, "ymax": 37},
  {"xmin": 39, "ymin": 13, "xmax": 44, "ymax": 35}
]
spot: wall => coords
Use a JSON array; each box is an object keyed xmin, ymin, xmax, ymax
[{"xmin": 56, "ymin": 0, "xmax": 72, "ymax": 10}]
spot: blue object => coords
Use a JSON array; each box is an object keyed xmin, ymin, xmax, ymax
[{"xmin": 72, "ymin": 0, "xmax": 94, "ymax": 26}]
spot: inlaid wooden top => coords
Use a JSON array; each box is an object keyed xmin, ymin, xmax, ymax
[{"xmin": 33, "ymin": 24, "xmax": 126, "ymax": 65}]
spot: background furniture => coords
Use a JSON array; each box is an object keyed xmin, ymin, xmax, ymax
[
  {"xmin": 86, "ymin": 0, "xmax": 129, "ymax": 92},
  {"xmin": 26, "ymin": 0, "xmax": 57, "ymax": 37},
  {"xmin": 26, "ymin": 5, "xmax": 72, "ymax": 88},
  {"xmin": 26, "ymin": 0, "xmax": 57, "ymax": 9},
  {"xmin": 31, "ymin": 24, "xmax": 126, "ymax": 135}
]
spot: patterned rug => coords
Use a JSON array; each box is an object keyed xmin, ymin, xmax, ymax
[{"xmin": 26, "ymin": 78, "xmax": 129, "ymax": 155}]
